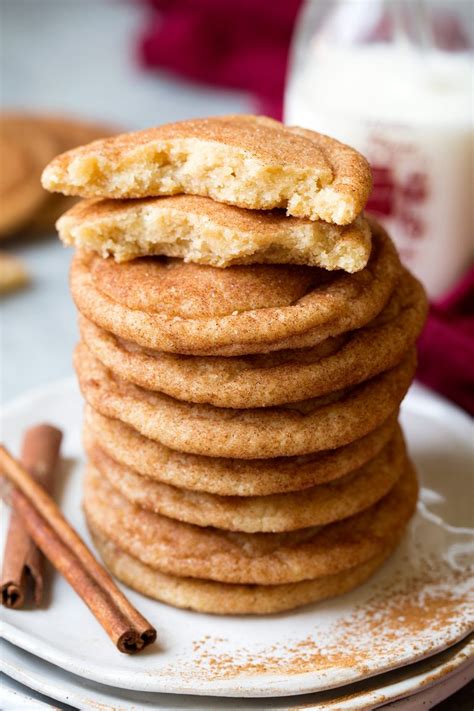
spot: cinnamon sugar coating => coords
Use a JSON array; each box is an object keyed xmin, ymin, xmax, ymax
[
  {"xmin": 83, "ymin": 461, "xmax": 417, "ymax": 585},
  {"xmin": 84, "ymin": 407, "xmax": 397, "ymax": 496},
  {"xmin": 42, "ymin": 115, "xmax": 372, "ymax": 224},
  {"xmin": 57, "ymin": 195, "xmax": 372, "ymax": 271},
  {"xmin": 88, "ymin": 525, "xmax": 396, "ymax": 615},
  {"xmin": 79, "ymin": 269, "xmax": 426, "ymax": 408},
  {"xmin": 75, "ymin": 343, "xmax": 415, "ymax": 459},
  {"xmin": 70, "ymin": 218, "xmax": 401, "ymax": 356},
  {"xmin": 46, "ymin": 113, "xmax": 426, "ymax": 616},
  {"xmin": 84, "ymin": 427, "xmax": 405, "ymax": 532}
]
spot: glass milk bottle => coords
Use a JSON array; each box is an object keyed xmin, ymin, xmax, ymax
[{"xmin": 285, "ymin": 0, "xmax": 473, "ymax": 298}]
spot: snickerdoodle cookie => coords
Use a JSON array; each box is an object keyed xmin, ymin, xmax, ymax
[
  {"xmin": 79, "ymin": 269, "xmax": 426, "ymax": 408},
  {"xmin": 89, "ymin": 525, "xmax": 396, "ymax": 615},
  {"xmin": 76, "ymin": 343, "xmax": 415, "ymax": 459},
  {"xmin": 0, "ymin": 116, "xmax": 56, "ymax": 236},
  {"xmin": 84, "ymin": 407, "xmax": 397, "ymax": 496},
  {"xmin": 71, "ymin": 219, "xmax": 400, "ymax": 357},
  {"xmin": 85, "ymin": 427, "xmax": 405, "ymax": 532},
  {"xmin": 83, "ymin": 461, "xmax": 417, "ymax": 585},
  {"xmin": 42, "ymin": 115, "xmax": 372, "ymax": 224},
  {"xmin": 57, "ymin": 195, "xmax": 371, "ymax": 271}
]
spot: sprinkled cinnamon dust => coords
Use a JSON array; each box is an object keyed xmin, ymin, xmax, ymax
[{"xmin": 178, "ymin": 553, "xmax": 473, "ymax": 682}]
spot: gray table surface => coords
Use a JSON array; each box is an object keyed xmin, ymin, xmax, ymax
[{"xmin": 1, "ymin": 0, "xmax": 251, "ymax": 404}]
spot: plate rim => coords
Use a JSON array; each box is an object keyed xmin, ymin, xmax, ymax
[
  {"xmin": 1, "ymin": 636, "xmax": 473, "ymax": 711},
  {"xmin": 1, "ymin": 378, "xmax": 473, "ymax": 697}
]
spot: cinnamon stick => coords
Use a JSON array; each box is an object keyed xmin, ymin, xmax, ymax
[
  {"xmin": 0, "ymin": 444, "xmax": 156, "ymax": 654},
  {"xmin": 1, "ymin": 424, "xmax": 62, "ymax": 608}
]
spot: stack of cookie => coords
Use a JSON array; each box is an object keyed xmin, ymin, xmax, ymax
[{"xmin": 42, "ymin": 116, "xmax": 427, "ymax": 615}]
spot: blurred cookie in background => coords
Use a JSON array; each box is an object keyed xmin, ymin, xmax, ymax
[
  {"xmin": 0, "ymin": 113, "xmax": 115, "ymax": 239},
  {"xmin": 0, "ymin": 116, "xmax": 56, "ymax": 237},
  {"xmin": 0, "ymin": 252, "xmax": 30, "ymax": 294}
]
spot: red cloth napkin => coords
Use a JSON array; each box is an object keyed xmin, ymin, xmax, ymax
[
  {"xmin": 137, "ymin": 0, "xmax": 302, "ymax": 119},
  {"xmin": 417, "ymin": 268, "xmax": 474, "ymax": 416},
  {"xmin": 137, "ymin": 1, "xmax": 474, "ymax": 415}
]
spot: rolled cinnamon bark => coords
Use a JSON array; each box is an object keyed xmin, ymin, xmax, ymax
[
  {"xmin": 0, "ymin": 444, "xmax": 156, "ymax": 654},
  {"xmin": 1, "ymin": 424, "xmax": 62, "ymax": 608}
]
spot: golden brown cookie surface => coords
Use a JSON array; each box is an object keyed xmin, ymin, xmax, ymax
[
  {"xmin": 0, "ymin": 116, "xmax": 56, "ymax": 236},
  {"xmin": 85, "ymin": 407, "xmax": 398, "ymax": 496},
  {"xmin": 89, "ymin": 525, "xmax": 396, "ymax": 615},
  {"xmin": 85, "ymin": 427, "xmax": 405, "ymax": 532},
  {"xmin": 79, "ymin": 269, "xmax": 426, "ymax": 408},
  {"xmin": 71, "ymin": 219, "xmax": 401, "ymax": 356},
  {"xmin": 75, "ymin": 343, "xmax": 415, "ymax": 459},
  {"xmin": 42, "ymin": 115, "xmax": 372, "ymax": 224},
  {"xmin": 83, "ymin": 461, "xmax": 418, "ymax": 585},
  {"xmin": 57, "ymin": 195, "xmax": 371, "ymax": 271}
]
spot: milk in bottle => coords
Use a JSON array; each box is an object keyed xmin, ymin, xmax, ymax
[{"xmin": 285, "ymin": 0, "xmax": 473, "ymax": 297}]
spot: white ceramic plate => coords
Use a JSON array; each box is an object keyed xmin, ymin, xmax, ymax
[
  {"xmin": 1, "ymin": 636, "xmax": 473, "ymax": 710},
  {"xmin": 1, "ymin": 379, "xmax": 473, "ymax": 697},
  {"xmin": 0, "ymin": 684, "xmax": 58, "ymax": 711},
  {"xmin": 381, "ymin": 673, "xmax": 472, "ymax": 711},
  {"xmin": 0, "ymin": 676, "xmax": 62, "ymax": 711}
]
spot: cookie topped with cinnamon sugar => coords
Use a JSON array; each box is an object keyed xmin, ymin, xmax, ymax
[
  {"xmin": 57, "ymin": 195, "xmax": 371, "ymax": 272},
  {"xmin": 69, "ymin": 218, "xmax": 400, "ymax": 357},
  {"xmin": 42, "ymin": 115, "xmax": 372, "ymax": 225}
]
